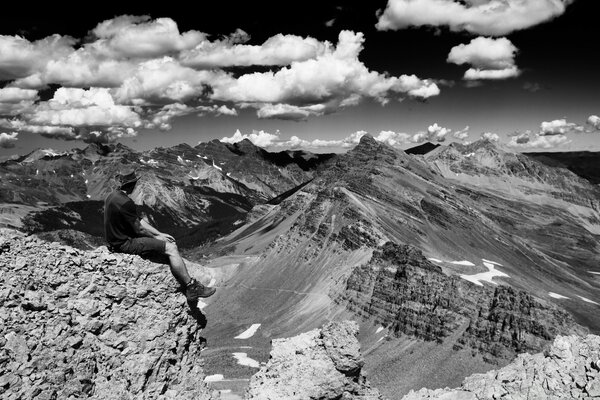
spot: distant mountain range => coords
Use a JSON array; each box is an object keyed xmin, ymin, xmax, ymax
[{"xmin": 2, "ymin": 136, "xmax": 600, "ymax": 398}]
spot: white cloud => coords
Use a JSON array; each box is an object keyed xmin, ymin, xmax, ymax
[
  {"xmin": 255, "ymin": 103, "xmax": 326, "ymax": 120},
  {"xmin": 0, "ymin": 34, "xmax": 75, "ymax": 80},
  {"xmin": 29, "ymin": 87, "xmax": 141, "ymax": 128},
  {"xmin": 540, "ymin": 119, "xmax": 579, "ymax": 135},
  {"xmin": 181, "ymin": 32, "xmax": 326, "ymax": 68},
  {"xmin": 342, "ymin": 131, "xmax": 368, "ymax": 147},
  {"xmin": 90, "ymin": 15, "xmax": 206, "ymax": 59},
  {"xmin": 427, "ymin": 123, "xmax": 451, "ymax": 142},
  {"xmin": 0, "ymin": 118, "xmax": 75, "ymax": 138},
  {"xmin": 508, "ymin": 133, "xmax": 570, "ymax": 149},
  {"xmin": 587, "ymin": 115, "xmax": 600, "ymax": 130},
  {"xmin": 448, "ymin": 37, "xmax": 520, "ymax": 80},
  {"xmin": 211, "ymin": 31, "xmax": 439, "ymax": 120},
  {"xmin": 481, "ymin": 132, "xmax": 500, "ymax": 142},
  {"xmin": 221, "ymin": 129, "xmax": 280, "ymax": 147},
  {"xmin": 376, "ymin": 0, "xmax": 574, "ymax": 36},
  {"xmin": 0, "ymin": 132, "xmax": 18, "ymax": 148},
  {"xmin": 113, "ymin": 57, "xmax": 230, "ymax": 104},
  {"xmin": 453, "ymin": 126, "xmax": 470, "ymax": 140},
  {"xmin": 0, "ymin": 87, "xmax": 38, "ymax": 115},
  {"xmin": 0, "ymin": 87, "xmax": 38, "ymax": 103},
  {"xmin": 464, "ymin": 66, "xmax": 520, "ymax": 80}
]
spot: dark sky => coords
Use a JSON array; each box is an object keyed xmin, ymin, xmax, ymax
[{"xmin": 0, "ymin": 0, "xmax": 599, "ymax": 156}]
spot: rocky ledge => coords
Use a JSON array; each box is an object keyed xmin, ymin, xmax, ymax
[
  {"xmin": 0, "ymin": 229, "xmax": 214, "ymax": 400},
  {"xmin": 244, "ymin": 320, "xmax": 383, "ymax": 400},
  {"xmin": 403, "ymin": 334, "xmax": 600, "ymax": 400}
]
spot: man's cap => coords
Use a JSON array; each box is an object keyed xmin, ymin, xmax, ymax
[{"xmin": 117, "ymin": 171, "xmax": 139, "ymax": 188}]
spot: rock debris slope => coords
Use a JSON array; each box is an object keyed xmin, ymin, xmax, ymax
[
  {"xmin": 0, "ymin": 229, "xmax": 214, "ymax": 400},
  {"xmin": 244, "ymin": 320, "xmax": 382, "ymax": 400},
  {"xmin": 403, "ymin": 334, "xmax": 600, "ymax": 400}
]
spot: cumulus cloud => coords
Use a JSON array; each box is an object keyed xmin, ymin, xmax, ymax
[
  {"xmin": 221, "ymin": 129, "xmax": 280, "ymax": 147},
  {"xmin": 481, "ymin": 132, "xmax": 500, "ymax": 142},
  {"xmin": 448, "ymin": 37, "xmax": 519, "ymax": 80},
  {"xmin": 376, "ymin": 0, "xmax": 574, "ymax": 36},
  {"xmin": 113, "ymin": 57, "xmax": 230, "ymax": 104},
  {"xmin": 427, "ymin": 123, "xmax": 451, "ymax": 142},
  {"xmin": 453, "ymin": 126, "xmax": 470, "ymax": 140},
  {"xmin": 181, "ymin": 32, "xmax": 326, "ymax": 68},
  {"xmin": 29, "ymin": 87, "xmax": 141, "ymax": 128},
  {"xmin": 211, "ymin": 31, "xmax": 439, "ymax": 120},
  {"xmin": 0, "ymin": 87, "xmax": 38, "ymax": 116},
  {"xmin": 539, "ymin": 119, "xmax": 580, "ymax": 135},
  {"xmin": 0, "ymin": 34, "xmax": 75, "ymax": 80},
  {"xmin": 0, "ymin": 87, "xmax": 38, "ymax": 103},
  {"xmin": 90, "ymin": 15, "xmax": 206, "ymax": 59},
  {"xmin": 0, "ymin": 132, "xmax": 18, "ymax": 148},
  {"xmin": 0, "ymin": 16, "xmax": 442, "ymax": 142},
  {"xmin": 508, "ymin": 133, "xmax": 570, "ymax": 149},
  {"xmin": 587, "ymin": 115, "xmax": 600, "ymax": 130}
]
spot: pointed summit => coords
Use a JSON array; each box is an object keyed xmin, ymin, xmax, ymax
[{"xmin": 227, "ymin": 138, "xmax": 261, "ymax": 156}]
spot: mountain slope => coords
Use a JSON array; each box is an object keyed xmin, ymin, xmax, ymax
[
  {"xmin": 0, "ymin": 140, "xmax": 331, "ymax": 248},
  {"xmin": 196, "ymin": 135, "xmax": 600, "ymax": 398}
]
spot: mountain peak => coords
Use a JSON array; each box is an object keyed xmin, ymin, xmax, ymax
[{"xmin": 227, "ymin": 138, "xmax": 261, "ymax": 155}]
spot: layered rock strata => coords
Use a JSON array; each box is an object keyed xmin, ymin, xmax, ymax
[
  {"xmin": 244, "ymin": 321, "xmax": 383, "ymax": 400},
  {"xmin": 337, "ymin": 242, "xmax": 585, "ymax": 363},
  {"xmin": 0, "ymin": 230, "xmax": 213, "ymax": 400}
]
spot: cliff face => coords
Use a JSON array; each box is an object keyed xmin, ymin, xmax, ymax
[
  {"xmin": 403, "ymin": 334, "xmax": 600, "ymax": 400},
  {"xmin": 0, "ymin": 230, "xmax": 213, "ymax": 400},
  {"xmin": 336, "ymin": 242, "xmax": 586, "ymax": 363},
  {"xmin": 244, "ymin": 321, "xmax": 383, "ymax": 400}
]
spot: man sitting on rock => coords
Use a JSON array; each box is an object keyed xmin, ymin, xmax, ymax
[{"xmin": 104, "ymin": 170, "xmax": 216, "ymax": 303}]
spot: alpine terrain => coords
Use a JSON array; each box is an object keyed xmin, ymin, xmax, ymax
[{"xmin": 2, "ymin": 135, "xmax": 600, "ymax": 399}]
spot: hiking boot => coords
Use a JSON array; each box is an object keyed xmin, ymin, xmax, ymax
[{"xmin": 185, "ymin": 279, "xmax": 216, "ymax": 302}]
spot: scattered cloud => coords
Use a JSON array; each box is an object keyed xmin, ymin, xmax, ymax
[
  {"xmin": 481, "ymin": 132, "xmax": 500, "ymax": 142},
  {"xmin": 508, "ymin": 133, "xmax": 570, "ymax": 149},
  {"xmin": 539, "ymin": 119, "xmax": 580, "ymax": 135},
  {"xmin": 90, "ymin": 15, "xmax": 206, "ymax": 59},
  {"xmin": 448, "ymin": 37, "xmax": 519, "ymax": 80},
  {"xmin": 453, "ymin": 126, "xmax": 470, "ymax": 140},
  {"xmin": 0, "ymin": 34, "xmax": 75, "ymax": 80},
  {"xmin": 221, "ymin": 129, "xmax": 280, "ymax": 147},
  {"xmin": 376, "ymin": 0, "xmax": 574, "ymax": 36},
  {"xmin": 0, "ymin": 16, "xmax": 441, "ymax": 143},
  {"xmin": 325, "ymin": 19, "xmax": 336, "ymax": 27},
  {"xmin": 0, "ymin": 87, "xmax": 38, "ymax": 103},
  {"xmin": 587, "ymin": 115, "xmax": 600, "ymax": 130},
  {"xmin": 180, "ymin": 32, "xmax": 326, "ymax": 68},
  {"xmin": 211, "ymin": 31, "xmax": 439, "ymax": 120},
  {"xmin": 427, "ymin": 123, "xmax": 451, "ymax": 142},
  {"xmin": 0, "ymin": 132, "xmax": 18, "ymax": 148},
  {"xmin": 29, "ymin": 87, "xmax": 142, "ymax": 128}
]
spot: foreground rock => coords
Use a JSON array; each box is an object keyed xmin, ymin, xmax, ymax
[
  {"xmin": 403, "ymin": 334, "xmax": 600, "ymax": 400},
  {"xmin": 0, "ymin": 229, "xmax": 214, "ymax": 400},
  {"xmin": 244, "ymin": 320, "xmax": 383, "ymax": 400}
]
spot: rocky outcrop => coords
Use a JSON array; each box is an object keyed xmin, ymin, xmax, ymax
[
  {"xmin": 244, "ymin": 321, "xmax": 383, "ymax": 400},
  {"xmin": 0, "ymin": 230, "xmax": 214, "ymax": 400},
  {"xmin": 403, "ymin": 334, "xmax": 600, "ymax": 400},
  {"xmin": 337, "ymin": 242, "xmax": 586, "ymax": 363}
]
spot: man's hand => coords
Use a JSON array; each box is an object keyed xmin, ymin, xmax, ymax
[{"xmin": 156, "ymin": 233, "xmax": 176, "ymax": 243}]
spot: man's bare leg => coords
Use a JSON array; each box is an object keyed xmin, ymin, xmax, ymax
[{"xmin": 165, "ymin": 241, "xmax": 191, "ymax": 286}]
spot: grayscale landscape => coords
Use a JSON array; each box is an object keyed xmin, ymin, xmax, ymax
[{"xmin": 1, "ymin": 1, "xmax": 599, "ymax": 399}]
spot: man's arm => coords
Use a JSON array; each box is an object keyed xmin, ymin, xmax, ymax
[{"xmin": 134, "ymin": 218, "xmax": 175, "ymax": 242}]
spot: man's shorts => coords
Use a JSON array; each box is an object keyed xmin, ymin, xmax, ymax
[{"xmin": 118, "ymin": 237, "xmax": 169, "ymax": 264}]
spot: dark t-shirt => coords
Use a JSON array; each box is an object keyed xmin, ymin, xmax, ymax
[{"xmin": 104, "ymin": 190, "xmax": 139, "ymax": 248}]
